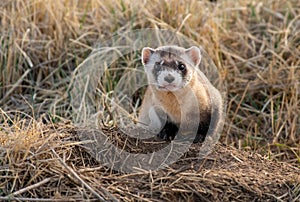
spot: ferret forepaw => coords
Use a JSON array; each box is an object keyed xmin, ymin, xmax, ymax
[{"xmin": 157, "ymin": 130, "xmax": 175, "ymax": 141}]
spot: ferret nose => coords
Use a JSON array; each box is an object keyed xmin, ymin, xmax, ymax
[{"xmin": 164, "ymin": 74, "xmax": 175, "ymax": 83}]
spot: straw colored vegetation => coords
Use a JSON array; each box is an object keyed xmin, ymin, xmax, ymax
[{"xmin": 0, "ymin": 0, "xmax": 299, "ymax": 201}]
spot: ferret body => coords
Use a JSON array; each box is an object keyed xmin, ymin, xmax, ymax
[{"xmin": 138, "ymin": 46, "xmax": 222, "ymax": 143}]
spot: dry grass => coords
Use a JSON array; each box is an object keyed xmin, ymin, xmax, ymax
[
  {"xmin": 0, "ymin": 119, "xmax": 299, "ymax": 201},
  {"xmin": 0, "ymin": 0, "xmax": 300, "ymax": 201}
]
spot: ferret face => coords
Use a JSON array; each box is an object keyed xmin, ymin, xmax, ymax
[{"xmin": 141, "ymin": 46, "xmax": 201, "ymax": 92}]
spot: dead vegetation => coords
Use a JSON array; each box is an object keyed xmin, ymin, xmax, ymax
[
  {"xmin": 0, "ymin": 0, "xmax": 300, "ymax": 201},
  {"xmin": 0, "ymin": 120, "xmax": 299, "ymax": 201}
]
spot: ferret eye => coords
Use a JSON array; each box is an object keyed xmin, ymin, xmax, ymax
[
  {"xmin": 178, "ymin": 63, "xmax": 186, "ymax": 71},
  {"xmin": 154, "ymin": 64, "xmax": 161, "ymax": 71}
]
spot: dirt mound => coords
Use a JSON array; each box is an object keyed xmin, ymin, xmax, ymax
[{"xmin": 1, "ymin": 123, "xmax": 299, "ymax": 201}]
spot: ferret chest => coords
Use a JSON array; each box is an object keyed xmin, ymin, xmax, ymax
[
  {"xmin": 151, "ymin": 84, "xmax": 209, "ymax": 124},
  {"xmin": 154, "ymin": 91, "xmax": 187, "ymax": 123}
]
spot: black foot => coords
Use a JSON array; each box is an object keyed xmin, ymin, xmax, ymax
[
  {"xmin": 157, "ymin": 120, "xmax": 178, "ymax": 141},
  {"xmin": 193, "ymin": 133, "xmax": 206, "ymax": 143},
  {"xmin": 157, "ymin": 129, "xmax": 173, "ymax": 141},
  {"xmin": 156, "ymin": 120, "xmax": 209, "ymax": 143}
]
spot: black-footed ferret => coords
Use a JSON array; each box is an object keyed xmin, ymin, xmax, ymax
[{"xmin": 138, "ymin": 45, "xmax": 223, "ymax": 143}]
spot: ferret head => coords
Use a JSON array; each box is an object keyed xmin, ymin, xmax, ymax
[{"xmin": 141, "ymin": 46, "xmax": 201, "ymax": 92}]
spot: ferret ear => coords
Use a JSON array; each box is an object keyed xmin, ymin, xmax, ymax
[
  {"xmin": 185, "ymin": 46, "xmax": 201, "ymax": 66},
  {"xmin": 142, "ymin": 47, "xmax": 155, "ymax": 65}
]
